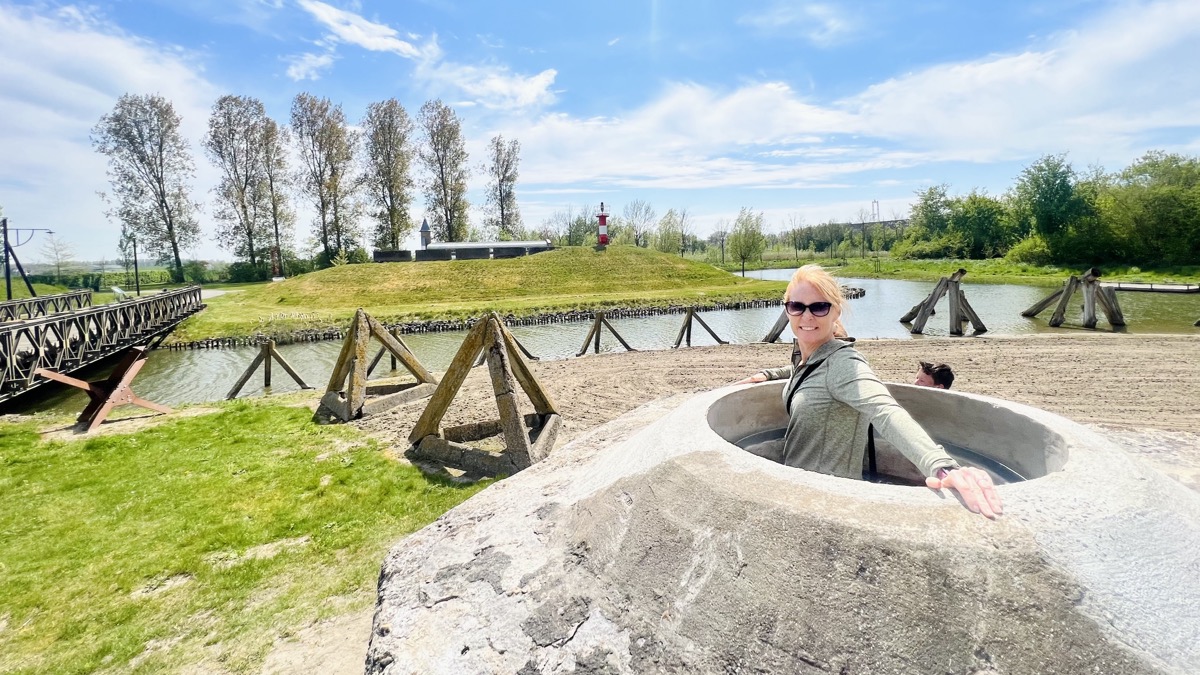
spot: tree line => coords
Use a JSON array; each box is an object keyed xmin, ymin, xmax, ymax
[
  {"xmin": 90, "ymin": 93, "xmax": 523, "ymax": 282},
  {"xmin": 574, "ymin": 151, "xmax": 1200, "ymax": 270}
]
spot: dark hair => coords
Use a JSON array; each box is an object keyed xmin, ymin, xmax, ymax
[{"xmin": 919, "ymin": 361, "xmax": 955, "ymax": 389}]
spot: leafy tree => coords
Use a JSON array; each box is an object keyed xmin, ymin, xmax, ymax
[
  {"xmin": 92, "ymin": 93, "xmax": 201, "ymax": 282},
  {"xmin": 948, "ymin": 191, "xmax": 1013, "ymax": 258},
  {"xmin": 417, "ymin": 100, "xmax": 470, "ymax": 242},
  {"xmin": 291, "ymin": 92, "xmax": 360, "ymax": 265},
  {"xmin": 260, "ymin": 117, "xmax": 295, "ymax": 276},
  {"xmin": 1108, "ymin": 152, "xmax": 1200, "ymax": 264},
  {"xmin": 483, "ymin": 135, "xmax": 522, "ymax": 240},
  {"xmin": 362, "ymin": 98, "xmax": 415, "ymax": 251},
  {"xmin": 1011, "ymin": 154, "xmax": 1091, "ymax": 247},
  {"xmin": 654, "ymin": 208, "xmax": 683, "ymax": 254},
  {"xmin": 907, "ymin": 184, "xmax": 953, "ymax": 240},
  {"xmin": 622, "ymin": 199, "xmax": 656, "ymax": 248},
  {"xmin": 727, "ymin": 207, "xmax": 766, "ymax": 274},
  {"xmin": 204, "ymin": 95, "xmax": 272, "ymax": 267}
]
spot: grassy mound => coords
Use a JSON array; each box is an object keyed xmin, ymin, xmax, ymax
[{"xmin": 175, "ymin": 246, "xmax": 786, "ymax": 341}]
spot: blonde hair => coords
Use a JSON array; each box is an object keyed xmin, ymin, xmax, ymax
[{"xmin": 785, "ymin": 264, "xmax": 847, "ymax": 312}]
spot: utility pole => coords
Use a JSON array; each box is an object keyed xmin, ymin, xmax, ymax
[
  {"xmin": 2, "ymin": 217, "xmax": 9, "ymax": 301},
  {"xmin": 2, "ymin": 217, "xmax": 52, "ymax": 300},
  {"xmin": 132, "ymin": 235, "xmax": 141, "ymax": 296}
]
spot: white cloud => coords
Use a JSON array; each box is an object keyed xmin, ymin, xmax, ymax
[
  {"xmin": 738, "ymin": 2, "xmax": 858, "ymax": 46},
  {"xmin": 507, "ymin": 0, "xmax": 1200, "ymax": 200},
  {"xmin": 0, "ymin": 4, "xmax": 221, "ymax": 256},
  {"xmin": 416, "ymin": 59, "xmax": 558, "ymax": 110},
  {"xmin": 296, "ymin": 0, "xmax": 425, "ymax": 58},
  {"xmin": 847, "ymin": 0, "xmax": 1200, "ymax": 162},
  {"xmin": 285, "ymin": 51, "xmax": 336, "ymax": 80},
  {"xmin": 297, "ymin": 1, "xmax": 556, "ymax": 110}
]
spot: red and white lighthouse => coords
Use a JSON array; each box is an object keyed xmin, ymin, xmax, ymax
[{"xmin": 597, "ymin": 202, "xmax": 609, "ymax": 246}]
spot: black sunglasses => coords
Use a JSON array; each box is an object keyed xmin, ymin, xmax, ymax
[{"xmin": 784, "ymin": 300, "xmax": 833, "ymax": 317}]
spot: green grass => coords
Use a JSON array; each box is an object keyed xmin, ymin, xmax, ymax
[
  {"xmin": 2, "ymin": 282, "xmax": 72, "ymax": 299},
  {"xmin": 704, "ymin": 251, "xmax": 1200, "ymax": 285},
  {"xmin": 172, "ymin": 246, "xmax": 786, "ymax": 342},
  {"xmin": 0, "ymin": 403, "xmax": 488, "ymax": 674}
]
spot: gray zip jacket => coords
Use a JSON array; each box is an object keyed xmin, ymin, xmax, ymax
[{"xmin": 762, "ymin": 339, "xmax": 959, "ymax": 480}]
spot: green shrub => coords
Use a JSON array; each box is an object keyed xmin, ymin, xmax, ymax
[{"xmin": 1005, "ymin": 234, "xmax": 1054, "ymax": 266}]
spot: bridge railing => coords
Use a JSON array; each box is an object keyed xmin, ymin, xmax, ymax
[
  {"xmin": 0, "ymin": 286, "xmax": 204, "ymax": 402},
  {"xmin": 0, "ymin": 289, "xmax": 92, "ymax": 321}
]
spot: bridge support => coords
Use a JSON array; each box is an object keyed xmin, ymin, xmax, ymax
[{"xmin": 34, "ymin": 346, "xmax": 171, "ymax": 432}]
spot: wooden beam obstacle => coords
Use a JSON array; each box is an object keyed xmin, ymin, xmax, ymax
[
  {"xmin": 760, "ymin": 309, "xmax": 790, "ymax": 343},
  {"xmin": 672, "ymin": 307, "xmax": 728, "ymax": 348},
  {"xmin": 409, "ymin": 312, "xmax": 560, "ymax": 477},
  {"xmin": 576, "ymin": 310, "xmax": 637, "ymax": 356},
  {"xmin": 899, "ymin": 269, "xmax": 987, "ymax": 335},
  {"xmin": 34, "ymin": 346, "xmax": 171, "ymax": 432},
  {"xmin": 319, "ymin": 309, "xmax": 439, "ymax": 422},
  {"xmin": 225, "ymin": 339, "xmax": 313, "ymax": 400},
  {"xmin": 1022, "ymin": 268, "xmax": 1125, "ymax": 329}
]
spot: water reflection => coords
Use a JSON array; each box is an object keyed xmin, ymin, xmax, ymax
[{"xmin": 9, "ymin": 272, "xmax": 1197, "ymax": 415}]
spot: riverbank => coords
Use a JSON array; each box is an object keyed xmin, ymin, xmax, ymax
[
  {"xmin": 714, "ymin": 255, "xmax": 1200, "ymax": 285},
  {"xmin": 3, "ymin": 333, "xmax": 1198, "ymax": 673},
  {"xmin": 168, "ymin": 247, "xmax": 786, "ymax": 344}
]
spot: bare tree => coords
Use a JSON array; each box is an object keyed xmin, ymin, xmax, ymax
[
  {"xmin": 92, "ymin": 93, "xmax": 200, "ymax": 282},
  {"xmin": 677, "ymin": 207, "xmax": 694, "ymax": 256},
  {"xmin": 204, "ymin": 95, "xmax": 272, "ymax": 266},
  {"xmin": 417, "ymin": 100, "xmax": 470, "ymax": 242},
  {"xmin": 290, "ymin": 92, "xmax": 360, "ymax": 264},
  {"xmin": 709, "ymin": 221, "xmax": 730, "ymax": 263},
  {"xmin": 260, "ymin": 118, "xmax": 295, "ymax": 276},
  {"xmin": 622, "ymin": 199, "xmax": 656, "ymax": 248},
  {"xmin": 483, "ymin": 135, "xmax": 522, "ymax": 239},
  {"xmin": 39, "ymin": 234, "xmax": 78, "ymax": 283},
  {"xmin": 362, "ymin": 98, "xmax": 415, "ymax": 251}
]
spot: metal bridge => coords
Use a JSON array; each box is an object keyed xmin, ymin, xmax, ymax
[
  {"xmin": 0, "ymin": 286, "xmax": 204, "ymax": 404},
  {"xmin": 0, "ymin": 289, "xmax": 92, "ymax": 321}
]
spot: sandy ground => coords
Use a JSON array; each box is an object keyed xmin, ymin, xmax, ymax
[{"xmin": 255, "ymin": 333, "xmax": 1200, "ymax": 674}]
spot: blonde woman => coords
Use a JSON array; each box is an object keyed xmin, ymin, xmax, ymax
[{"xmin": 740, "ymin": 265, "xmax": 1002, "ymax": 518}]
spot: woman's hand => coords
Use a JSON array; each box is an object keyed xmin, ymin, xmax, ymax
[
  {"xmin": 925, "ymin": 466, "xmax": 1003, "ymax": 519},
  {"xmin": 737, "ymin": 372, "xmax": 768, "ymax": 384}
]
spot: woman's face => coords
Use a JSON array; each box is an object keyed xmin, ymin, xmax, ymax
[{"xmin": 787, "ymin": 280, "xmax": 841, "ymax": 353}]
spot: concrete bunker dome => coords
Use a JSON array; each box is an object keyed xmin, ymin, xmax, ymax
[
  {"xmin": 367, "ymin": 383, "xmax": 1200, "ymax": 674},
  {"xmin": 710, "ymin": 381, "xmax": 1068, "ymax": 484}
]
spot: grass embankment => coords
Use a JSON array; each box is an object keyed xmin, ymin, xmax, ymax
[
  {"xmin": 0, "ymin": 402, "xmax": 487, "ymax": 674},
  {"xmin": 173, "ymin": 246, "xmax": 786, "ymax": 342},
  {"xmin": 712, "ymin": 254, "xmax": 1200, "ymax": 285}
]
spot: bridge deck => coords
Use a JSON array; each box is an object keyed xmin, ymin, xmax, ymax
[
  {"xmin": 0, "ymin": 287, "xmax": 204, "ymax": 404},
  {"xmin": 1100, "ymin": 282, "xmax": 1199, "ymax": 293}
]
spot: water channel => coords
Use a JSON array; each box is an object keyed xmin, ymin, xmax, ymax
[{"xmin": 8, "ymin": 274, "xmax": 1198, "ymax": 415}]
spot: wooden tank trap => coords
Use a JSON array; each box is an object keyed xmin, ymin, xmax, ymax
[
  {"xmin": 409, "ymin": 312, "xmax": 560, "ymax": 477},
  {"xmin": 673, "ymin": 307, "xmax": 728, "ymax": 348},
  {"xmin": 899, "ymin": 269, "xmax": 987, "ymax": 335},
  {"xmin": 225, "ymin": 339, "xmax": 313, "ymax": 400},
  {"xmin": 319, "ymin": 309, "xmax": 439, "ymax": 422},
  {"xmin": 577, "ymin": 310, "xmax": 637, "ymax": 356},
  {"xmin": 1022, "ymin": 268, "xmax": 1126, "ymax": 329}
]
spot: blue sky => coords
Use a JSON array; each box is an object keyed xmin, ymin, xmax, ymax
[{"xmin": 2, "ymin": 0, "xmax": 1199, "ymax": 262}]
